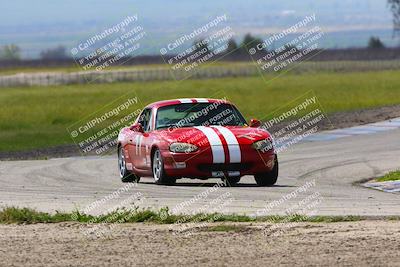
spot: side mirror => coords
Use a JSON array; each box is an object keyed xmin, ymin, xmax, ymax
[
  {"xmin": 249, "ymin": 119, "xmax": 261, "ymax": 128},
  {"xmin": 129, "ymin": 123, "xmax": 144, "ymax": 133}
]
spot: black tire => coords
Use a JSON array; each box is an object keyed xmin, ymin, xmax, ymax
[
  {"xmin": 223, "ymin": 176, "xmax": 241, "ymax": 187},
  {"xmin": 152, "ymin": 149, "xmax": 176, "ymax": 185},
  {"xmin": 118, "ymin": 146, "xmax": 140, "ymax": 183},
  {"xmin": 254, "ymin": 155, "xmax": 278, "ymax": 186}
]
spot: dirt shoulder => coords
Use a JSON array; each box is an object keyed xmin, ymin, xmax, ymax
[
  {"xmin": 1, "ymin": 104, "xmax": 400, "ymax": 160},
  {"xmin": 0, "ymin": 220, "xmax": 399, "ymax": 267},
  {"xmin": 320, "ymin": 104, "xmax": 400, "ymax": 130}
]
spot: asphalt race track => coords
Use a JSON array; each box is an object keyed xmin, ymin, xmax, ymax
[{"xmin": 1, "ymin": 126, "xmax": 400, "ymax": 216}]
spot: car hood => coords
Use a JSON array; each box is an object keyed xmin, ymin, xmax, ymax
[{"xmin": 156, "ymin": 126, "xmax": 271, "ymax": 147}]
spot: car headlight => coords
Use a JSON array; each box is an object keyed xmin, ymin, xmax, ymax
[
  {"xmin": 252, "ymin": 138, "xmax": 273, "ymax": 152},
  {"xmin": 169, "ymin": 142, "xmax": 198, "ymax": 153}
]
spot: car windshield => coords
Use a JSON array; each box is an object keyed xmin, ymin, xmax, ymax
[{"xmin": 156, "ymin": 103, "xmax": 247, "ymax": 129}]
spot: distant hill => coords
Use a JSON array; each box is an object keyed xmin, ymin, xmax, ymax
[{"xmin": 0, "ymin": 0, "xmax": 397, "ymax": 58}]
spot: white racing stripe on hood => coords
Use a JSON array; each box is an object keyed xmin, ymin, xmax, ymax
[
  {"xmin": 194, "ymin": 126, "xmax": 225, "ymax": 163},
  {"xmin": 212, "ymin": 126, "xmax": 241, "ymax": 163}
]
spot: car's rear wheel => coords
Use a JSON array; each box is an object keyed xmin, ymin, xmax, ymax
[
  {"xmin": 118, "ymin": 146, "xmax": 140, "ymax": 183},
  {"xmin": 152, "ymin": 149, "xmax": 176, "ymax": 185},
  {"xmin": 254, "ymin": 155, "xmax": 278, "ymax": 186},
  {"xmin": 223, "ymin": 176, "xmax": 241, "ymax": 186}
]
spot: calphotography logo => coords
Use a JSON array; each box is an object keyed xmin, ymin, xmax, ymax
[
  {"xmin": 67, "ymin": 91, "xmax": 142, "ymax": 155},
  {"xmin": 72, "ymin": 182, "xmax": 146, "ymax": 239},
  {"xmin": 166, "ymin": 181, "xmax": 235, "ymax": 237},
  {"xmin": 160, "ymin": 14, "xmax": 236, "ymax": 80},
  {"xmin": 247, "ymin": 13, "xmax": 325, "ymax": 82},
  {"xmin": 257, "ymin": 90, "xmax": 332, "ymax": 155},
  {"xmin": 70, "ymin": 14, "xmax": 147, "ymax": 81},
  {"xmin": 253, "ymin": 179, "xmax": 325, "ymax": 239}
]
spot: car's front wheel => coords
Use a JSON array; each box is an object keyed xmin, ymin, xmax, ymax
[
  {"xmin": 152, "ymin": 149, "xmax": 176, "ymax": 185},
  {"xmin": 118, "ymin": 146, "xmax": 140, "ymax": 183},
  {"xmin": 254, "ymin": 155, "xmax": 278, "ymax": 186}
]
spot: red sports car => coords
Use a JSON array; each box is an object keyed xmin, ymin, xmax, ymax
[{"xmin": 117, "ymin": 98, "xmax": 278, "ymax": 186}]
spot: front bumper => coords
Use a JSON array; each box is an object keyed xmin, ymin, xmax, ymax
[{"xmin": 161, "ymin": 146, "xmax": 276, "ymax": 179}]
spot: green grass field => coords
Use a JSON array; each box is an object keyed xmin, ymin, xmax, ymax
[{"xmin": 1, "ymin": 70, "xmax": 400, "ymax": 152}]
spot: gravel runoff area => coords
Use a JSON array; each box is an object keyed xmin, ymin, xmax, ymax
[
  {"xmin": 0, "ymin": 221, "xmax": 399, "ymax": 267},
  {"xmin": 1, "ymin": 104, "xmax": 400, "ymax": 160}
]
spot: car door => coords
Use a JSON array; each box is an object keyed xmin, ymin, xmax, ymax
[
  {"xmin": 140, "ymin": 108, "xmax": 154, "ymax": 171},
  {"xmin": 131, "ymin": 108, "xmax": 152, "ymax": 170}
]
